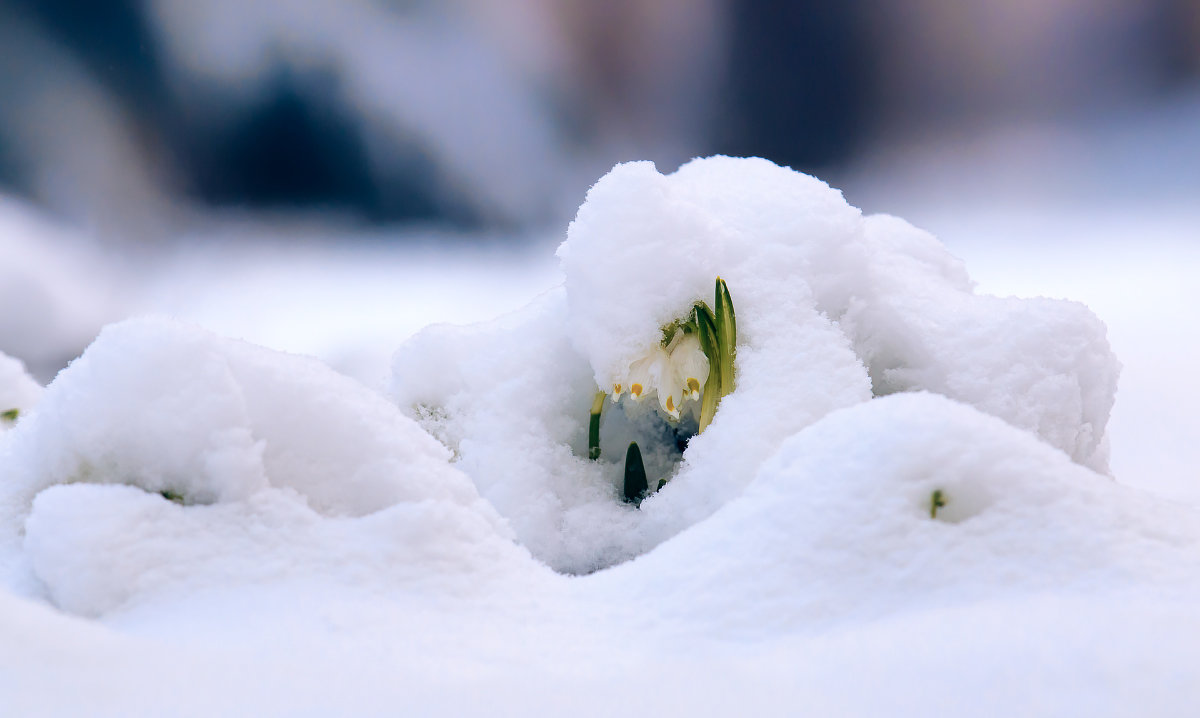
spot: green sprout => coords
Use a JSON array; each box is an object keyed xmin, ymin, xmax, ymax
[
  {"xmin": 713, "ymin": 276, "xmax": 736, "ymax": 392},
  {"xmin": 691, "ymin": 276, "xmax": 736, "ymax": 432},
  {"xmin": 1, "ymin": 408, "xmax": 18, "ymax": 423},
  {"xmin": 930, "ymin": 489, "xmax": 947, "ymax": 519},
  {"xmin": 622, "ymin": 442, "xmax": 648, "ymax": 506},
  {"xmin": 588, "ymin": 391, "xmax": 605, "ymax": 460}
]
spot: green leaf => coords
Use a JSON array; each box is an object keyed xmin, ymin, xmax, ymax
[
  {"xmin": 588, "ymin": 391, "xmax": 605, "ymax": 461},
  {"xmin": 623, "ymin": 442, "xmax": 648, "ymax": 506},
  {"xmin": 930, "ymin": 489, "xmax": 946, "ymax": 519},
  {"xmin": 660, "ymin": 322, "xmax": 678, "ymax": 348},
  {"xmin": 714, "ymin": 277, "xmax": 736, "ymax": 393},
  {"xmin": 693, "ymin": 304, "xmax": 722, "ymax": 433},
  {"xmin": 1, "ymin": 408, "xmax": 18, "ymax": 423}
]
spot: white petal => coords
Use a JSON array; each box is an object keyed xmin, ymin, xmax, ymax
[
  {"xmin": 670, "ymin": 334, "xmax": 709, "ymax": 401},
  {"xmin": 658, "ymin": 382, "xmax": 683, "ymax": 420},
  {"xmin": 627, "ymin": 348, "xmax": 667, "ymax": 402}
]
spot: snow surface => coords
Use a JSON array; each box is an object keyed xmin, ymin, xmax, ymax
[
  {"xmin": 0, "ymin": 352, "xmax": 41, "ymax": 431},
  {"xmin": 1, "ymin": 155, "xmax": 1198, "ymax": 716},
  {"xmin": 0, "ymin": 318, "xmax": 525, "ymax": 612}
]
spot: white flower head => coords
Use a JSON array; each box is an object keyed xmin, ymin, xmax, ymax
[
  {"xmin": 670, "ymin": 333, "xmax": 709, "ymax": 402},
  {"xmin": 612, "ymin": 331, "xmax": 710, "ymax": 421},
  {"xmin": 657, "ymin": 365, "xmax": 684, "ymax": 420}
]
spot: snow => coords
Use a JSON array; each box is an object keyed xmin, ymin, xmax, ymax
[
  {"xmin": 0, "ymin": 352, "xmax": 41, "ymax": 430},
  {"xmin": 395, "ymin": 156, "xmax": 1117, "ymax": 574},
  {"xmin": 0, "ymin": 317, "xmax": 523, "ymax": 610},
  {"xmin": 0, "ymin": 154, "xmax": 1197, "ymax": 715},
  {"xmin": 593, "ymin": 392, "xmax": 1199, "ymax": 634}
]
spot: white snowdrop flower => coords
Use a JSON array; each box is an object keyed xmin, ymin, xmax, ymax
[
  {"xmin": 618, "ymin": 337, "xmax": 704, "ymax": 421},
  {"xmin": 657, "ymin": 366, "xmax": 684, "ymax": 420},
  {"xmin": 669, "ymin": 334, "xmax": 708, "ymax": 401},
  {"xmin": 626, "ymin": 348, "xmax": 669, "ymax": 403}
]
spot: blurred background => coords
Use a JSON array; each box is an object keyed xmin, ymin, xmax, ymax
[
  {"xmin": 1, "ymin": 0, "xmax": 1197, "ymax": 234},
  {"xmin": 1, "ymin": 0, "xmax": 1199, "ymax": 492}
]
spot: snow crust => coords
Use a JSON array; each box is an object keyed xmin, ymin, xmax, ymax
[{"xmin": 394, "ymin": 156, "xmax": 1120, "ymax": 573}]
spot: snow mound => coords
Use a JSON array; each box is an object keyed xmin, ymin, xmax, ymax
[
  {"xmin": 594, "ymin": 393, "xmax": 1200, "ymax": 636},
  {"xmin": 561, "ymin": 156, "xmax": 1117, "ymax": 470},
  {"xmin": 23, "ymin": 481, "xmax": 529, "ymax": 617},
  {"xmin": 844, "ymin": 214, "xmax": 1120, "ymax": 470},
  {"xmin": 1, "ymin": 317, "xmax": 529, "ymax": 613},
  {"xmin": 393, "ymin": 156, "xmax": 1119, "ymax": 574},
  {"xmin": 0, "ymin": 352, "xmax": 41, "ymax": 432}
]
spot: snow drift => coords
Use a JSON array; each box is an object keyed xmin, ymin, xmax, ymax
[
  {"xmin": 0, "ymin": 155, "xmax": 1194, "ymax": 717},
  {"xmin": 393, "ymin": 156, "xmax": 1120, "ymax": 574},
  {"xmin": 0, "ymin": 317, "xmax": 531, "ymax": 615}
]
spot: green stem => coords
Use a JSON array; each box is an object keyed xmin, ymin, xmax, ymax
[
  {"xmin": 930, "ymin": 489, "xmax": 946, "ymax": 519},
  {"xmin": 694, "ymin": 304, "xmax": 721, "ymax": 433},
  {"xmin": 588, "ymin": 391, "xmax": 605, "ymax": 460},
  {"xmin": 714, "ymin": 277, "xmax": 736, "ymax": 393}
]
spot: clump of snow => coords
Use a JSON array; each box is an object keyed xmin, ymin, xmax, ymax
[
  {"xmin": 591, "ymin": 393, "xmax": 1199, "ymax": 636},
  {"xmin": 842, "ymin": 214, "xmax": 1120, "ymax": 470},
  {"xmin": 0, "ymin": 352, "xmax": 41, "ymax": 430},
  {"xmin": 0, "ymin": 317, "xmax": 529, "ymax": 613},
  {"xmin": 392, "ymin": 155, "xmax": 1120, "ymax": 574},
  {"xmin": 560, "ymin": 156, "xmax": 868, "ymax": 396}
]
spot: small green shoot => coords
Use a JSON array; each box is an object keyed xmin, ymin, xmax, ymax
[
  {"xmin": 588, "ymin": 391, "xmax": 605, "ymax": 460},
  {"xmin": 714, "ymin": 277, "xmax": 736, "ymax": 392},
  {"xmin": 930, "ymin": 489, "xmax": 946, "ymax": 519},
  {"xmin": 1, "ymin": 408, "xmax": 18, "ymax": 423},
  {"xmin": 160, "ymin": 489, "xmax": 186, "ymax": 505},
  {"xmin": 623, "ymin": 442, "xmax": 648, "ymax": 506},
  {"xmin": 693, "ymin": 302, "xmax": 721, "ymax": 433}
]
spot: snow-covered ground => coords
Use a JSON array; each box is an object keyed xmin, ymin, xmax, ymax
[{"xmin": 1, "ymin": 153, "xmax": 1198, "ymax": 716}]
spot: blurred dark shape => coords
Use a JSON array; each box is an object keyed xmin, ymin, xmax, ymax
[
  {"xmin": 716, "ymin": 2, "xmax": 876, "ymax": 172},
  {"xmin": 1161, "ymin": 0, "xmax": 1200, "ymax": 83},
  {"xmin": 11, "ymin": 0, "xmax": 162, "ymax": 107},
  {"xmin": 190, "ymin": 76, "xmax": 376, "ymax": 210},
  {"xmin": 2, "ymin": 0, "xmax": 482, "ymax": 227},
  {"xmin": 182, "ymin": 72, "xmax": 451, "ymax": 224}
]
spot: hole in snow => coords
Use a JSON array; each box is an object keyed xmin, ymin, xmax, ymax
[
  {"xmin": 585, "ymin": 396, "xmax": 695, "ymax": 500},
  {"xmin": 923, "ymin": 482, "xmax": 996, "ymax": 525}
]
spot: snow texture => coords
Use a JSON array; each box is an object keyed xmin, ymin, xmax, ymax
[
  {"xmin": 593, "ymin": 392, "xmax": 1199, "ymax": 636},
  {"xmin": 393, "ymin": 156, "xmax": 1120, "ymax": 574},
  {"xmin": 0, "ymin": 351, "xmax": 41, "ymax": 431},
  {"xmin": 0, "ymin": 317, "xmax": 526, "ymax": 613}
]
